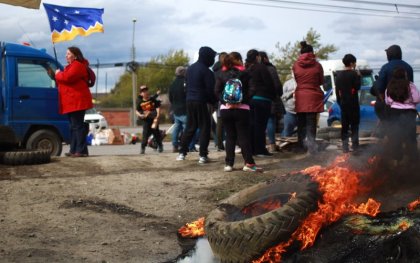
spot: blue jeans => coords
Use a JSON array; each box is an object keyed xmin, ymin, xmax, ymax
[
  {"xmin": 68, "ymin": 110, "xmax": 87, "ymax": 154},
  {"xmin": 172, "ymin": 114, "xmax": 187, "ymax": 147},
  {"xmin": 266, "ymin": 115, "xmax": 276, "ymax": 144},
  {"xmin": 282, "ymin": 111, "xmax": 298, "ymax": 137}
]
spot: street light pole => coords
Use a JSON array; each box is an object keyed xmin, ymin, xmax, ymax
[{"xmin": 131, "ymin": 18, "xmax": 137, "ymax": 127}]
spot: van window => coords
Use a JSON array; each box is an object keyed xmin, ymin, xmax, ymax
[
  {"xmin": 361, "ymin": 74, "xmax": 374, "ymax": 87},
  {"xmin": 323, "ymin": 75, "xmax": 332, "ymax": 92},
  {"xmin": 17, "ymin": 59, "xmax": 57, "ymax": 88}
]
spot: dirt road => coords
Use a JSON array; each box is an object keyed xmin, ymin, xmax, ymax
[{"xmin": 0, "ymin": 143, "xmax": 418, "ymax": 262}]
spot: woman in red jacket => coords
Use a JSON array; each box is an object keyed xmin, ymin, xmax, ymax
[
  {"xmin": 292, "ymin": 41, "xmax": 324, "ymax": 154},
  {"xmin": 55, "ymin": 46, "xmax": 93, "ymax": 157}
]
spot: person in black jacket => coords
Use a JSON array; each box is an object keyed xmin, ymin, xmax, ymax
[
  {"xmin": 214, "ymin": 51, "xmax": 263, "ymax": 172},
  {"xmin": 334, "ymin": 54, "xmax": 361, "ymax": 153},
  {"xmin": 245, "ymin": 49, "xmax": 276, "ymax": 157},
  {"xmin": 176, "ymin": 46, "xmax": 217, "ymax": 164},
  {"xmin": 168, "ymin": 66, "xmax": 187, "ymax": 153}
]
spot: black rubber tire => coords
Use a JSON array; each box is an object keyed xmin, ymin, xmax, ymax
[
  {"xmin": 0, "ymin": 150, "xmax": 51, "ymax": 166},
  {"xmin": 205, "ymin": 173, "xmax": 320, "ymax": 263},
  {"xmin": 26, "ymin": 129, "xmax": 62, "ymax": 156}
]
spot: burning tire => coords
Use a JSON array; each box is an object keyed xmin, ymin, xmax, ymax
[
  {"xmin": 205, "ymin": 173, "xmax": 320, "ymax": 263},
  {"xmin": 0, "ymin": 150, "xmax": 51, "ymax": 166}
]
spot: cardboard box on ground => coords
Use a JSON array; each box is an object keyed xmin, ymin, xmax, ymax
[{"xmin": 90, "ymin": 128, "xmax": 133, "ymax": 145}]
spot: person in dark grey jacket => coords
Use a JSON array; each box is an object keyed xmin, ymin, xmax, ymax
[
  {"xmin": 176, "ymin": 46, "xmax": 217, "ymax": 164},
  {"xmin": 168, "ymin": 66, "xmax": 187, "ymax": 153}
]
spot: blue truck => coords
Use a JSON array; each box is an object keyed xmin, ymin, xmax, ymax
[{"xmin": 0, "ymin": 42, "xmax": 70, "ymax": 158}]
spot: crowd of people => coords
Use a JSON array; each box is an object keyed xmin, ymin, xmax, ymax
[{"xmin": 56, "ymin": 43, "xmax": 419, "ymax": 170}]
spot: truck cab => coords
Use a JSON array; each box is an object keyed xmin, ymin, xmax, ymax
[{"xmin": 0, "ymin": 42, "xmax": 70, "ymax": 156}]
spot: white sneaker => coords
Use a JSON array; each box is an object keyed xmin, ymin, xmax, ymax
[
  {"xmin": 243, "ymin": 164, "xmax": 263, "ymax": 172},
  {"xmin": 198, "ymin": 156, "xmax": 208, "ymax": 164},
  {"xmin": 176, "ymin": 153, "xmax": 186, "ymax": 161},
  {"xmin": 224, "ymin": 165, "xmax": 233, "ymax": 172}
]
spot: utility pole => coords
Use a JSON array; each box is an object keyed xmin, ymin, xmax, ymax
[
  {"xmin": 131, "ymin": 18, "xmax": 137, "ymax": 127},
  {"xmin": 95, "ymin": 58, "xmax": 99, "ymax": 102}
]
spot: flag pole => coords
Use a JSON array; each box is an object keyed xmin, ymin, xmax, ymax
[{"xmin": 52, "ymin": 42, "xmax": 58, "ymax": 63}]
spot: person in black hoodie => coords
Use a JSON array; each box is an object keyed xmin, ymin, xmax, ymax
[
  {"xmin": 176, "ymin": 46, "xmax": 217, "ymax": 164},
  {"xmin": 375, "ymin": 45, "xmax": 413, "ymax": 138}
]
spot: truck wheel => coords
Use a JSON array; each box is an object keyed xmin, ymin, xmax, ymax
[
  {"xmin": 0, "ymin": 150, "xmax": 51, "ymax": 165},
  {"xmin": 205, "ymin": 173, "xmax": 320, "ymax": 263},
  {"xmin": 26, "ymin": 129, "xmax": 62, "ymax": 156}
]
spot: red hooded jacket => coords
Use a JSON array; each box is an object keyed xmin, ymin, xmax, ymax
[
  {"xmin": 292, "ymin": 53, "xmax": 324, "ymax": 113},
  {"xmin": 56, "ymin": 60, "xmax": 93, "ymax": 114}
]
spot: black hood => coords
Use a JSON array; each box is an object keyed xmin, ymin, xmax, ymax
[
  {"xmin": 198, "ymin": 46, "xmax": 217, "ymax": 67},
  {"xmin": 386, "ymin": 45, "xmax": 402, "ymax": 61}
]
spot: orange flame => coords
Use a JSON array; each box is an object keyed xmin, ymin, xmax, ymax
[
  {"xmin": 399, "ymin": 220, "xmax": 411, "ymax": 231},
  {"xmin": 253, "ymin": 154, "xmax": 381, "ymax": 263},
  {"xmin": 408, "ymin": 198, "xmax": 420, "ymax": 211},
  {"xmin": 178, "ymin": 217, "xmax": 205, "ymax": 238}
]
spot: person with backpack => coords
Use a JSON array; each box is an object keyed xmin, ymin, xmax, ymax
[
  {"xmin": 334, "ymin": 54, "xmax": 361, "ymax": 153},
  {"xmin": 55, "ymin": 46, "xmax": 93, "ymax": 158},
  {"xmin": 214, "ymin": 52, "xmax": 263, "ymax": 172}
]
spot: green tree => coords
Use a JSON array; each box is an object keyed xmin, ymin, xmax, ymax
[
  {"xmin": 271, "ymin": 28, "xmax": 338, "ymax": 83},
  {"xmin": 100, "ymin": 49, "xmax": 189, "ymax": 108}
]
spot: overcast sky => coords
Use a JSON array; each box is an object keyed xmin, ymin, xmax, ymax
[{"xmin": 1, "ymin": 0, "xmax": 420, "ymax": 92}]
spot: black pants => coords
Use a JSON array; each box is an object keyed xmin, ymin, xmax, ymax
[
  {"xmin": 179, "ymin": 102, "xmax": 211, "ymax": 157},
  {"xmin": 68, "ymin": 110, "xmax": 87, "ymax": 154},
  {"xmin": 297, "ymin": 112, "xmax": 318, "ymax": 153},
  {"xmin": 386, "ymin": 108, "xmax": 418, "ymax": 161},
  {"xmin": 340, "ymin": 106, "xmax": 360, "ymax": 150},
  {"xmin": 141, "ymin": 118, "xmax": 162, "ymax": 149},
  {"xmin": 221, "ymin": 109, "xmax": 255, "ymax": 166},
  {"xmin": 250, "ymin": 99, "xmax": 272, "ymax": 155}
]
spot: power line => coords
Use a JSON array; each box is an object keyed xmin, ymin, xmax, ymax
[
  {"xmin": 331, "ymin": 0, "xmax": 420, "ymax": 9},
  {"xmin": 208, "ymin": 0, "xmax": 420, "ymax": 19},
  {"xmin": 256, "ymin": 0, "xmax": 420, "ymax": 15}
]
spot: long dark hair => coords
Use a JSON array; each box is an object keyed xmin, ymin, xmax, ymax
[
  {"xmin": 386, "ymin": 67, "xmax": 410, "ymax": 103},
  {"xmin": 68, "ymin": 46, "xmax": 85, "ymax": 62}
]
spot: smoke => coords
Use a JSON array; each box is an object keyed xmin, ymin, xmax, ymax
[{"xmin": 177, "ymin": 238, "xmax": 219, "ymax": 263}]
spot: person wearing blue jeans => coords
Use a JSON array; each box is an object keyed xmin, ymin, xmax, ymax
[
  {"xmin": 169, "ymin": 66, "xmax": 187, "ymax": 153},
  {"xmin": 281, "ymin": 76, "xmax": 298, "ymax": 137},
  {"xmin": 171, "ymin": 114, "xmax": 187, "ymax": 152}
]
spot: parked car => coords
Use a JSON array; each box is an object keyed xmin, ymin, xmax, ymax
[
  {"xmin": 84, "ymin": 108, "xmax": 109, "ymax": 132},
  {"xmin": 327, "ymin": 86, "xmax": 379, "ymax": 133}
]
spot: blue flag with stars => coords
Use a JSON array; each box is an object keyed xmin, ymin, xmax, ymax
[{"xmin": 43, "ymin": 3, "xmax": 104, "ymax": 43}]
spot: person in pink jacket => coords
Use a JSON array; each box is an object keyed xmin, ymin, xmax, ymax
[
  {"xmin": 292, "ymin": 41, "xmax": 324, "ymax": 154},
  {"xmin": 385, "ymin": 67, "xmax": 420, "ymax": 163},
  {"xmin": 55, "ymin": 46, "xmax": 93, "ymax": 157}
]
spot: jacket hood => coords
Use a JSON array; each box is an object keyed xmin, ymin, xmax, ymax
[
  {"xmin": 386, "ymin": 45, "xmax": 402, "ymax": 61},
  {"xmin": 198, "ymin": 46, "xmax": 217, "ymax": 67},
  {"xmin": 297, "ymin": 52, "xmax": 317, "ymax": 68}
]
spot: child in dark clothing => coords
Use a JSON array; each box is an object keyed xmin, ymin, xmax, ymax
[
  {"xmin": 136, "ymin": 85, "xmax": 163, "ymax": 154},
  {"xmin": 334, "ymin": 54, "xmax": 361, "ymax": 153}
]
